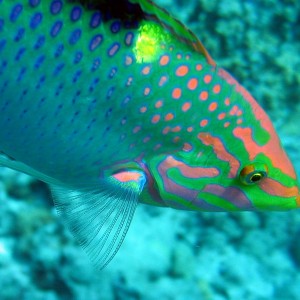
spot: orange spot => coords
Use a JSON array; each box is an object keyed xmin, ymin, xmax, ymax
[
  {"xmin": 113, "ymin": 171, "xmax": 142, "ymax": 183},
  {"xmin": 160, "ymin": 55, "xmax": 170, "ymax": 66},
  {"xmin": 172, "ymin": 126, "xmax": 181, "ymax": 132},
  {"xmin": 196, "ymin": 64, "xmax": 203, "ymax": 71},
  {"xmin": 172, "ymin": 88, "xmax": 182, "ymax": 99},
  {"xmin": 186, "ymin": 54, "xmax": 191, "ymax": 60},
  {"xmin": 208, "ymin": 102, "xmax": 218, "ymax": 112},
  {"xmin": 224, "ymin": 122, "xmax": 230, "ymax": 128},
  {"xmin": 159, "ymin": 76, "xmax": 168, "ymax": 87},
  {"xmin": 176, "ymin": 65, "xmax": 188, "ymax": 77},
  {"xmin": 183, "ymin": 143, "xmax": 193, "ymax": 151},
  {"xmin": 187, "ymin": 78, "xmax": 198, "ymax": 90},
  {"xmin": 177, "ymin": 54, "xmax": 182, "ymax": 59},
  {"xmin": 230, "ymin": 105, "xmax": 239, "ymax": 116},
  {"xmin": 199, "ymin": 91, "xmax": 208, "ymax": 101},
  {"xmin": 218, "ymin": 112, "xmax": 226, "ymax": 120},
  {"xmin": 237, "ymin": 119, "xmax": 243, "ymax": 124},
  {"xmin": 182, "ymin": 102, "xmax": 191, "ymax": 112},
  {"xmin": 151, "ymin": 114, "xmax": 160, "ymax": 124},
  {"xmin": 225, "ymin": 98, "xmax": 230, "ymax": 106},
  {"xmin": 165, "ymin": 113, "xmax": 174, "ymax": 121},
  {"xmin": 154, "ymin": 143, "xmax": 162, "ymax": 150},
  {"xmin": 140, "ymin": 106, "xmax": 147, "ymax": 113},
  {"xmin": 155, "ymin": 100, "xmax": 163, "ymax": 108},
  {"xmin": 142, "ymin": 66, "xmax": 151, "ymax": 75},
  {"xmin": 204, "ymin": 74, "xmax": 212, "ymax": 84},
  {"xmin": 162, "ymin": 126, "xmax": 170, "ymax": 134},
  {"xmin": 237, "ymin": 109, "xmax": 243, "ymax": 116},
  {"xmin": 144, "ymin": 87, "xmax": 151, "ymax": 96},
  {"xmin": 213, "ymin": 84, "xmax": 221, "ymax": 94},
  {"xmin": 200, "ymin": 119, "xmax": 208, "ymax": 127},
  {"xmin": 187, "ymin": 126, "xmax": 193, "ymax": 132},
  {"xmin": 173, "ymin": 136, "xmax": 180, "ymax": 143}
]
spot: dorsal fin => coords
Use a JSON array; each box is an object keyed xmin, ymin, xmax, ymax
[{"xmin": 80, "ymin": 0, "xmax": 216, "ymax": 66}]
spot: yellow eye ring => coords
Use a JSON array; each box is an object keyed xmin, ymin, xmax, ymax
[{"xmin": 239, "ymin": 162, "xmax": 268, "ymax": 185}]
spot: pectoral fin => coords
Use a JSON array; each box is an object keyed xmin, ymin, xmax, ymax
[{"xmin": 51, "ymin": 170, "xmax": 146, "ymax": 269}]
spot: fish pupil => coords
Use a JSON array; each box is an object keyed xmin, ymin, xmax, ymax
[{"xmin": 250, "ymin": 173, "xmax": 263, "ymax": 183}]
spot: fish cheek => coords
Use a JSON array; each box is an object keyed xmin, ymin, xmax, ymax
[{"xmin": 147, "ymin": 153, "xmax": 222, "ymax": 210}]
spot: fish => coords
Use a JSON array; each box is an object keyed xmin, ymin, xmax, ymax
[{"xmin": 0, "ymin": 0, "xmax": 299, "ymax": 269}]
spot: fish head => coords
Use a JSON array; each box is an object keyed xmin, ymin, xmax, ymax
[{"xmin": 144, "ymin": 69, "xmax": 300, "ymax": 212}]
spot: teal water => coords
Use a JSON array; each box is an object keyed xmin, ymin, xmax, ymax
[{"xmin": 0, "ymin": 1, "xmax": 299, "ymax": 299}]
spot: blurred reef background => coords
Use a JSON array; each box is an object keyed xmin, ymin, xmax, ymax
[{"xmin": 1, "ymin": 0, "xmax": 300, "ymax": 299}]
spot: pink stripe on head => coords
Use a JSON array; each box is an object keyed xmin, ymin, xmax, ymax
[{"xmin": 203, "ymin": 184, "xmax": 254, "ymax": 210}]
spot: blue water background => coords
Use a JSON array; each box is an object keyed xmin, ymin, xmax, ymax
[{"xmin": 0, "ymin": 0, "xmax": 300, "ymax": 299}]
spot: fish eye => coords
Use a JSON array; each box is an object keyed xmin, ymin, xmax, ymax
[{"xmin": 239, "ymin": 163, "xmax": 268, "ymax": 185}]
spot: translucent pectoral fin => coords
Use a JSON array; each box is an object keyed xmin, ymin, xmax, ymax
[{"xmin": 51, "ymin": 171, "xmax": 146, "ymax": 269}]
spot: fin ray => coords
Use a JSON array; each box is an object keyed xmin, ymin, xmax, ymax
[{"xmin": 51, "ymin": 171, "xmax": 146, "ymax": 269}]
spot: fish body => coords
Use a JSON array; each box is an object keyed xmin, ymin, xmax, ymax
[{"xmin": 0, "ymin": 0, "xmax": 299, "ymax": 268}]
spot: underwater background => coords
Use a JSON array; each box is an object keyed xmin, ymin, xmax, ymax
[{"xmin": 0, "ymin": 0, "xmax": 300, "ymax": 299}]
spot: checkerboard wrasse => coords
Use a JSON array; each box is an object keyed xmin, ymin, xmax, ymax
[{"xmin": 0, "ymin": 0, "xmax": 299, "ymax": 268}]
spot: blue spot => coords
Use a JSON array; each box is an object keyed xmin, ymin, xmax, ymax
[
  {"xmin": 35, "ymin": 75, "xmax": 46, "ymax": 89},
  {"xmin": 0, "ymin": 19, "xmax": 4, "ymax": 31},
  {"xmin": 86, "ymin": 118, "xmax": 96, "ymax": 130},
  {"xmin": 55, "ymin": 103, "xmax": 63, "ymax": 114},
  {"xmin": 70, "ymin": 6, "xmax": 82, "ymax": 22},
  {"xmin": 17, "ymin": 67, "xmax": 27, "ymax": 82},
  {"xmin": 0, "ymin": 60, "xmax": 7, "ymax": 73},
  {"xmin": 108, "ymin": 43, "xmax": 120, "ymax": 57},
  {"xmin": 72, "ymin": 91, "xmax": 81, "ymax": 104},
  {"xmin": 50, "ymin": 0, "xmax": 63, "ymax": 15},
  {"xmin": 10, "ymin": 4, "xmax": 23, "ymax": 22},
  {"xmin": 122, "ymin": 95, "xmax": 131, "ymax": 106},
  {"xmin": 15, "ymin": 47, "xmax": 26, "ymax": 61},
  {"xmin": 34, "ymin": 35, "xmax": 45, "ymax": 49},
  {"xmin": 90, "ymin": 12, "xmax": 102, "ymax": 28},
  {"xmin": 37, "ymin": 97, "xmax": 46, "ymax": 108},
  {"xmin": 88, "ymin": 99, "xmax": 97, "ymax": 112},
  {"xmin": 70, "ymin": 111, "xmax": 79, "ymax": 123},
  {"xmin": 89, "ymin": 34, "xmax": 103, "ymax": 51},
  {"xmin": 19, "ymin": 89, "xmax": 28, "ymax": 101},
  {"xmin": 125, "ymin": 32, "xmax": 134, "ymax": 46},
  {"xmin": 20, "ymin": 108, "xmax": 28, "ymax": 118},
  {"xmin": 14, "ymin": 27, "xmax": 25, "ymax": 42},
  {"xmin": 34, "ymin": 55, "xmax": 45, "ymax": 69},
  {"xmin": 30, "ymin": 12, "xmax": 43, "ymax": 29},
  {"xmin": 53, "ymin": 63, "xmax": 65, "ymax": 76},
  {"xmin": 88, "ymin": 77, "xmax": 99, "ymax": 92},
  {"xmin": 55, "ymin": 85, "xmax": 64, "ymax": 96},
  {"xmin": 91, "ymin": 58, "xmax": 101, "ymax": 71},
  {"xmin": 73, "ymin": 51, "xmax": 83, "ymax": 64},
  {"xmin": 105, "ymin": 108, "xmax": 113, "ymax": 118},
  {"xmin": 106, "ymin": 87, "xmax": 115, "ymax": 100},
  {"xmin": 0, "ymin": 39, "xmax": 6, "ymax": 52},
  {"xmin": 111, "ymin": 21, "xmax": 121, "ymax": 33},
  {"xmin": 50, "ymin": 20, "xmax": 63, "ymax": 37},
  {"xmin": 72, "ymin": 70, "xmax": 82, "ymax": 83},
  {"xmin": 54, "ymin": 44, "xmax": 64, "ymax": 57},
  {"xmin": 109, "ymin": 67, "xmax": 117, "ymax": 79},
  {"xmin": 29, "ymin": 0, "xmax": 41, "ymax": 7},
  {"xmin": 69, "ymin": 29, "xmax": 81, "ymax": 45}
]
